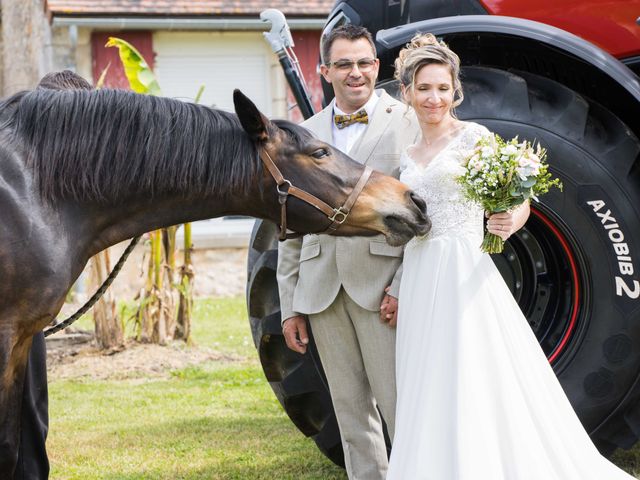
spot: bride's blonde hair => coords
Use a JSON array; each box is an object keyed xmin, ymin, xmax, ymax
[{"xmin": 394, "ymin": 33, "xmax": 464, "ymax": 110}]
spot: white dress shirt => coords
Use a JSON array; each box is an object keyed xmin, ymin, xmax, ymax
[{"xmin": 331, "ymin": 92, "xmax": 380, "ymax": 154}]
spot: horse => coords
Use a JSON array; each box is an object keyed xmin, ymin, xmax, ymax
[{"xmin": 0, "ymin": 86, "xmax": 429, "ymax": 474}]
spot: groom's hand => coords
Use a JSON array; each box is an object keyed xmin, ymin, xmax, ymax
[
  {"xmin": 380, "ymin": 287, "xmax": 399, "ymax": 328},
  {"xmin": 283, "ymin": 315, "xmax": 309, "ymax": 354}
]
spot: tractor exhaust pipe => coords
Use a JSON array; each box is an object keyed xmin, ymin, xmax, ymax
[{"xmin": 261, "ymin": 9, "xmax": 316, "ymax": 120}]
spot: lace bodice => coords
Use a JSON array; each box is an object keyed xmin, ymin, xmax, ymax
[{"xmin": 400, "ymin": 122, "xmax": 489, "ymax": 245}]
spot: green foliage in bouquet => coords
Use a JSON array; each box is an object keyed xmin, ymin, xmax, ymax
[{"xmin": 458, "ymin": 133, "xmax": 562, "ymax": 253}]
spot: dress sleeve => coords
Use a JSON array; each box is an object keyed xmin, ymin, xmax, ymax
[
  {"xmin": 459, "ymin": 122, "xmax": 492, "ymax": 151},
  {"xmin": 399, "ymin": 150, "xmax": 410, "ymax": 174},
  {"xmin": 453, "ymin": 123, "xmax": 489, "ymax": 165}
]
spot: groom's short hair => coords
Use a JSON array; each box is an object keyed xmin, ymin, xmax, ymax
[{"xmin": 321, "ymin": 24, "xmax": 377, "ymax": 64}]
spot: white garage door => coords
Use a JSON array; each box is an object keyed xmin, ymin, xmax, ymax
[
  {"xmin": 153, "ymin": 31, "xmax": 272, "ymax": 115},
  {"xmin": 154, "ymin": 31, "xmax": 271, "ymax": 247}
]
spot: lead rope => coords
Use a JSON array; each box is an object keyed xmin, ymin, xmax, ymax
[{"xmin": 43, "ymin": 236, "xmax": 141, "ymax": 337}]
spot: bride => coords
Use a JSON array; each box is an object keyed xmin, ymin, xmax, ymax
[{"xmin": 384, "ymin": 34, "xmax": 635, "ymax": 479}]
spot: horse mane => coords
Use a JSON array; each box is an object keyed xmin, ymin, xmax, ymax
[{"xmin": 0, "ymin": 88, "xmax": 264, "ymax": 203}]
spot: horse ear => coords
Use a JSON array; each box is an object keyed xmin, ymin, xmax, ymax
[{"xmin": 233, "ymin": 89, "xmax": 270, "ymax": 142}]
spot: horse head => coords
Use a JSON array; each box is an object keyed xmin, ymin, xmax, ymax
[{"xmin": 233, "ymin": 90, "xmax": 430, "ymax": 246}]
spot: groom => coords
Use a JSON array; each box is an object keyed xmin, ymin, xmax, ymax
[{"xmin": 277, "ymin": 25, "xmax": 419, "ymax": 479}]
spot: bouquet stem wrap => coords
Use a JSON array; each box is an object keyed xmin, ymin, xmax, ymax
[{"xmin": 481, "ymin": 232, "xmax": 504, "ymax": 254}]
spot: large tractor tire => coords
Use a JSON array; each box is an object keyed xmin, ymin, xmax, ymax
[
  {"xmin": 246, "ymin": 66, "xmax": 640, "ymax": 464},
  {"xmin": 246, "ymin": 219, "xmax": 345, "ymax": 465}
]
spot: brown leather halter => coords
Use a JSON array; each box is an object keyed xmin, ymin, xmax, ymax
[{"xmin": 259, "ymin": 148, "xmax": 373, "ymax": 241}]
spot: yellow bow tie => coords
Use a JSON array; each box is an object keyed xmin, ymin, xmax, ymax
[{"xmin": 334, "ymin": 109, "xmax": 368, "ymax": 129}]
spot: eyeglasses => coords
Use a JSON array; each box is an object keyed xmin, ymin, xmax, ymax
[{"xmin": 325, "ymin": 58, "xmax": 377, "ymax": 72}]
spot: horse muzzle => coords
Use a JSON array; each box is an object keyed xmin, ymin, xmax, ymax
[
  {"xmin": 347, "ymin": 173, "xmax": 431, "ymax": 245},
  {"xmin": 381, "ymin": 191, "xmax": 431, "ymax": 246}
]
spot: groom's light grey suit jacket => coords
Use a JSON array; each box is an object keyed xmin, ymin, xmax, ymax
[{"xmin": 277, "ymin": 91, "xmax": 420, "ymax": 320}]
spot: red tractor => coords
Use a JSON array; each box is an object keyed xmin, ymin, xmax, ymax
[{"xmin": 248, "ymin": 0, "xmax": 640, "ymax": 465}]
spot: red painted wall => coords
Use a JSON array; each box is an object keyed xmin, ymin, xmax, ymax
[
  {"xmin": 91, "ymin": 31, "xmax": 155, "ymax": 89},
  {"xmin": 287, "ymin": 30, "xmax": 324, "ymax": 123}
]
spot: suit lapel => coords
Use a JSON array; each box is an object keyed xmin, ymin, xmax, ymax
[
  {"xmin": 350, "ymin": 91, "xmax": 398, "ymax": 164},
  {"xmin": 310, "ymin": 101, "xmax": 335, "ymax": 144}
]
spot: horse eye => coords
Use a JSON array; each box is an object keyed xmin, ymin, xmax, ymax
[{"xmin": 311, "ymin": 148, "xmax": 329, "ymax": 159}]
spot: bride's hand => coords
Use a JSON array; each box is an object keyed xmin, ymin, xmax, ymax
[
  {"xmin": 380, "ymin": 286, "xmax": 399, "ymax": 328},
  {"xmin": 486, "ymin": 202, "xmax": 531, "ymax": 240},
  {"xmin": 486, "ymin": 211, "xmax": 515, "ymax": 241}
]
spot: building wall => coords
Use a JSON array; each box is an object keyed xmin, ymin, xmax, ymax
[
  {"xmin": 0, "ymin": 2, "xmax": 325, "ymax": 110},
  {"xmin": 82, "ymin": 29, "xmax": 292, "ymax": 118},
  {"xmin": 51, "ymin": 26, "xmax": 75, "ymax": 72},
  {"xmin": 46, "ymin": 23, "xmax": 323, "ymax": 121},
  {"xmin": 50, "ymin": 25, "xmax": 95, "ymax": 84}
]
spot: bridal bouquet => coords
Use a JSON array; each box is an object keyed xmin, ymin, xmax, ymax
[{"xmin": 458, "ymin": 133, "xmax": 562, "ymax": 254}]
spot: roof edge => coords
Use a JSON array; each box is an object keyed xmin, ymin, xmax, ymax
[{"xmin": 52, "ymin": 15, "xmax": 326, "ymax": 30}]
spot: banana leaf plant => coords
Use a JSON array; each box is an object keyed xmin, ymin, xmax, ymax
[{"xmin": 106, "ymin": 37, "xmax": 195, "ymax": 344}]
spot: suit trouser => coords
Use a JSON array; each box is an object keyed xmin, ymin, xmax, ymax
[
  {"xmin": 15, "ymin": 333, "xmax": 50, "ymax": 480},
  {"xmin": 309, "ymin": 287, "xmax": 396, "ymax": 480}
]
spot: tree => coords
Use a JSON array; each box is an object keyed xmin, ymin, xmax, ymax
[{"xmin": 0, "ymin": 0, "xmax": 52, "ymax": 95}]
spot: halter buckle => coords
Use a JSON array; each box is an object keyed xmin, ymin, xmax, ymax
[
  {"xmin": 277, "ymin": 180, "xmax": 292, "ymax": 204},
  {"xmin": 329, "ymin": 207, "xmax": 349, "ymax": 224}
]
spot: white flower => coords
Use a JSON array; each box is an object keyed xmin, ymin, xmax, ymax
[
  {"xmin": 516, "ymin": 168, "xmax": 528, "ymax": 181},
  {"xmin": 502, "ymin": 144, "xmax": 518, "ymax": 156},
  {"xmin": 516, "ymin": 162, "xmax": 541, "ymax": 180},
  {"xmin": 481, "ymin": 146, "xmax": 494, "ymax": 158}
]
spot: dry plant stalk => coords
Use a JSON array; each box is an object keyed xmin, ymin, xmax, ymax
[
  {"xmin": 137, "ymin": 230, "xmax": 176, "ymax": 345},
  {"xmin": 175, "ymin": 222, "xmax": 194, "ymax": 343},
  {"xmin": 91, "ymin": 249, "xmax": 124, "ymax": 350}
]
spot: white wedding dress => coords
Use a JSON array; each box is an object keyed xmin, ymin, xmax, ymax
[{"xmin": 386, "ymin": 122, "xmax": 634, "ymax": 479}]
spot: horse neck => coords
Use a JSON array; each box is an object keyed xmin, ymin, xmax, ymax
[{"xmin": 76, "ymin": 188, "xmax": 270, "ymax": 257}]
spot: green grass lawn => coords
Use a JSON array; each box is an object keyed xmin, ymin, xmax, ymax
[
  {"xmin": 48, "ymin": 296, "xmax": 640, "ymax": 479},
  {"xmin": 48, "ymin": 297, "xmax": 346, "ymax": 479}
]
